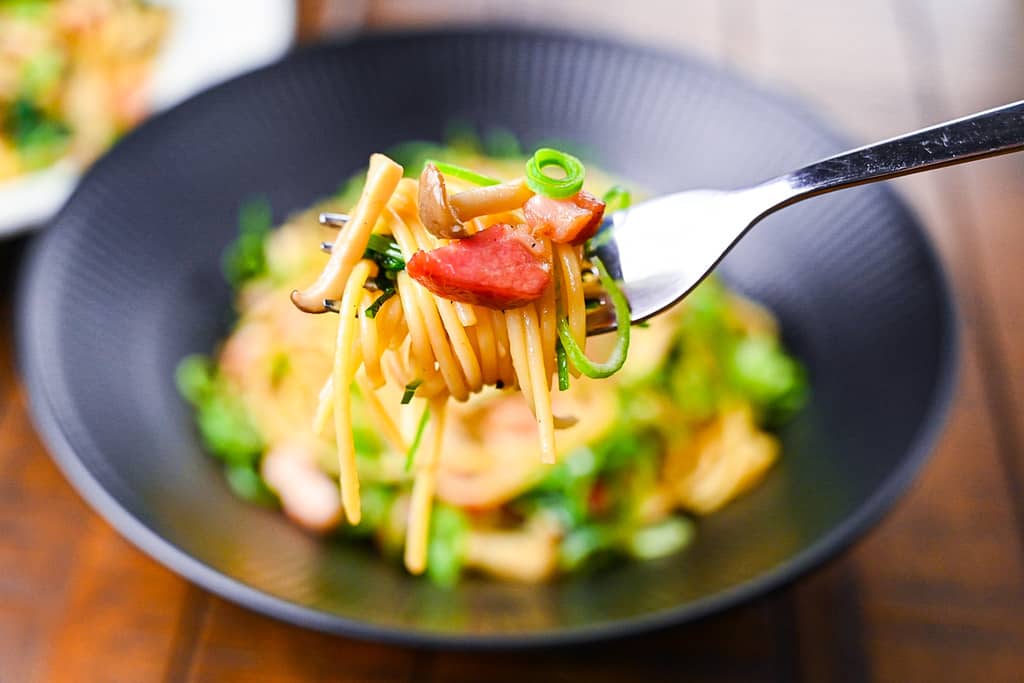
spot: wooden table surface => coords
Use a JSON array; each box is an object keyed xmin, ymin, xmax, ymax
[{"xmin": 3, "ymin": 1, "xmax": 1024, "ymax": 681}]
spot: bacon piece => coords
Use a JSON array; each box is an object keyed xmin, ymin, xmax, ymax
[
  {"xmin": 407, "ymin": 223, "xmax": 551, "ymax": 309},
  {"xmin": 523, "ymin": 190, "xmax": 606, "ymax": 245}
]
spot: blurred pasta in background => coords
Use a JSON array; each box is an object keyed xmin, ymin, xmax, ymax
[{"xmin": 0, "ymin": 0, "xmax": 169, "ymax": 180}]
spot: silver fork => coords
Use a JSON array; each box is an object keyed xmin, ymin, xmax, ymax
[
  {"xmin": 585, "ymin": 100, "xmax": 1024, "ymax": 334},
  {"xmin": 317, "ymin": 102, "xmax": 1024, "ymax": 330}
]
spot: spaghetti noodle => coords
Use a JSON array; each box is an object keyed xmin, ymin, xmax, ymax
[
  {"xmin": 178, "ymin": 140, "xmax": 807, "ymax": 584},
  {"xmin": 292, "ymin": 150, "xmax": 623, "ymax": 573}
]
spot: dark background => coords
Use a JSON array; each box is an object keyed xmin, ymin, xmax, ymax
[{"xmin": 2, "ymin": 1, "xmax": 1023, "ymax": 681}]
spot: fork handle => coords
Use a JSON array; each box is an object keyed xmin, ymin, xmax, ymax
[{"xmin": 773, "ymin": 100, "xmax": 1024, "ymax": 203}]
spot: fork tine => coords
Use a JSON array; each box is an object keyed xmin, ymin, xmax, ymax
[
  {"xmin": 584, "ymin": 298, "xmax": 617, "ymax": 334},
  {"xmin": 319, "ymin": 212, "xmax": 350, "ymax": 228},
  {"xmin": 322, "ymin": 282, "xmax": 379, "ymax": 315}
]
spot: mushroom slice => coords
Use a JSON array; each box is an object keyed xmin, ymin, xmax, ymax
[
  {"xmin": 418, "ymin": 163, "xmax": 535, "ymax": 240},
  {"xmin": 417, "ymin": 162, "xmax": 466, "ymax": 239},
  {"xmin": 450, "ymin": 178, "xmax": 534, "ymax": 222},
  {"xmin": 291, "ymin": 153, "xmax": 403, "ymax": 313}
]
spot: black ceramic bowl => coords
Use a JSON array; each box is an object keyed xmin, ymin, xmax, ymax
[{"xmin": 16, "ymin": 30, "xmax": 957, "ymax": 647}]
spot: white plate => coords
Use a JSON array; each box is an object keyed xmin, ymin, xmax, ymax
[{"xmin": 0, "ymin": 0, "xmax": 295, "ymax": 237}]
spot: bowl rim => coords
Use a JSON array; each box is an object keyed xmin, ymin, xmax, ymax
[{"xmin": 15, "ymin": 26, "xmax": 961, "ymax": 649}]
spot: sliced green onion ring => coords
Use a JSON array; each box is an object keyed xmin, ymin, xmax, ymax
[
  {"xmin": 557, "ymin": 256, "xmax": 630, "ymax": 379},
  {"xmin": 425, "ymin": 159, "xmax": 500, "ymax": 187},
  {"xmin": 404, "ymin": 406, "xmax": 431, "ymax": 471},
  {"xmin": 525, "ymin": 148, "xmax": 585, "ymax": 198}
]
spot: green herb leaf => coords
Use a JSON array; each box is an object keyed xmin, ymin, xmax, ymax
[
  {"xmin": 175, "ymin": 354, "xmax": 213, "ymax": 404},
  {"xmin": 352, "ymin": 425, "xmax": 383, "ymax": 459},
  {"xmin": 385, "ymin": 140, "xmax": 448, "ymax": 178},
  {"xmin": 224, "ymin": 464, "xmax": 277, "ymax": 506},
  {"xmin": 365, "ymin": 233, "xmax": 404, "ymax": 262},
  {"xmin": 627, "ymin": 516, "xmax": 695, "ymax": 560},
  {"xmin": 3, "ymin": 0, "xmax": 51, "ymax": 20},
  {"xmin": 483, "ymin": 128, "xmax": 522, "ymax": 158},
  {"xmin": 602, "ymin": 185, "xmax": 633, "ymax": 213},
  {"xmin": 559, "ymin": 524, "xmax": 616, "ymax": 571},
  {"xmin": 269, "ymin": 352, "xmax": 290, "ymax": 388},
  {"xmin": 176, "ymin": 355, "xmax": 263, "ymax": 466},
  {"xmin": 5, "ymin": 97, "xmax": 70, "ymax": 169},
  {"xmin": 444, "ymin": 121, "xmax": 482, "ymax": 155},
  {"xmin": 426, "ymin": 504, "xmax": 468, "ymax": 587},
  {"xmin": 404, "ymin": 406, "xmax": 431, "ymax": 471},
  {"xmin": 223, "ymin": 198, "xmax": 272, "ymax": 288},
  {"xmin": 20, "ymin": 49, "xmax": 64, "ymax": 98},
  {"xmin": 362, "ymin": 233, "xmax": 405, "ymax": 274},
  {"xmin": 364, "ymin": 288, "xmax": 396, "ymax": 319},
  {"xmin": 727, "ymin": 336, "xmax": 807, "ymax": 420},
  {"xmin": 400, "ymin": 379, "xmax": 422, "ymax": 405},
  {"xmin": 348, "ymin": 485, "xmax": 396, "ymax": 537}
]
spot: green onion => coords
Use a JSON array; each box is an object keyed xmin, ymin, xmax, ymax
[
  {"xmin": 375, "ymin": 256, "xmax": 405, "ymax": 273},
  {"xmin": 444, "ymin": 121, "xmax": 482, "ymax": 154},
  {"xmin": 20, "ymin": 49, "xmax": 64, "ymax": 98},
  {"xmin": 352, "ymin": 425, "xmax": 383, "ymax": 458},
  {"xmin": 269, "ymin": 352, "xmax": 290, "ymax": 388},
  {"xmin": 364, "ymin": 288, "xmax": 396, "ymax": 319},
  {"xmin": 224, "ymin": 464, "xmax": 277, "ymax": 506},
  {"xmin": 175, "ymin": 354, "xmax": 213, "ymax": 404},
  {"xmin": 586, "ymin": 228, "xmax": 615, "ymax": 251},
  {"xmin": 426, "ymin": 504, "xmax": 468, "ymax": 587},
  {"xmin": 559, "ymin": 525, "xmax": 615, "ymax": 571},
  {"xmin": 222, "ymin": 197, "xmax": 272, "ymax": 288},
  {"xmin": 349, "ymin": 485, "xmax": 396, "ymax": 536},
  {"xmin": 365, "ymin": 233, "xmax": 402, "ymax": 257},
  {"xmin": 627, "ymin": 517, "xmax": 695, "ymax": 560},
  {"xmin": 195, "ymin": 394, "xmax": 263, "ymax": 466},
  {"xmin": 176, "ymin": 355, "xmax": 264, "ymax": 466},
  {"xmin": 401, "ymin": 379, "xmax": 422, "ymax": 405},
  {"xmin": 425, "ymin": 159, "xmax": 500, "ymax": 186},
  {"xmin": 727, "ymin": 336, "xmax": 807, "ymax": 420},
  {"xmin": 239, "ymin": 197, "xmax": 272, "ymax": 234},
  {"xmin": 557, "ymin": 256, "xmax": 630, "ymax": 378},
  {"xmin": 6, "ymin": 0, "xmax": 50, "ymax": 19},
  {"xmin": 405, "ymin": 406, "xmax": 431, "ymax": 471},
  {"xmin": 483, "ymin": 128, "xmax": 522, "ymax": 158},
  {"xmin": 385, "ymin": 141, "xmax": 448, "ymax": 178},
  {"xmin": 602, "ymin": 185, "xmax": 632, "ymax": 213},
  {"xmin": 669, "ymin": 356, "xmax": 719, "ymax": 422},
  {"xmin": 525, "ymin": 148, "xmax": 586, "ymax": 198},
  {"xmin": 556, "ymin": 340, "xmax": 570, "ymax": 391}
]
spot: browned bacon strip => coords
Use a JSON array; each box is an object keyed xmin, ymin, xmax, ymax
[{"xmin": 407, "ymin": 224, "xmax": 551, "ymax": 309}]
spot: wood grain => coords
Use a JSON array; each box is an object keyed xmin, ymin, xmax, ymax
[
  {"xmin": 746, "ymin": 1, "xmax": 1024, "ymax": 680},
  {"xmin": 914, "ymin": 0, "xmax": 1024, "ymax": 541},
  {"xmin": 1, "ymin": 1, "xmax": 1022, "ymax": 681},
  {"xmin": 183, "ymin": 598, "xmax": 418, "ymax": 683},
  {"xmin": 0, "ymin": 243, "xmax": 197, "ymax": 683}
]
